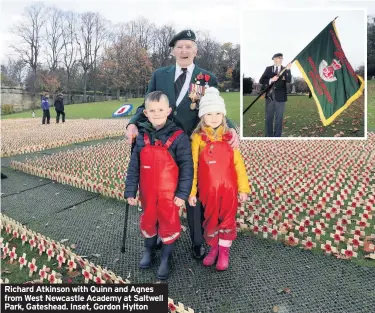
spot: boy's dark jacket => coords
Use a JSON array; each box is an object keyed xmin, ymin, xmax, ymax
[{"xmin": 124, "ymin": 120, "xmax": 193, "ymax": 201}]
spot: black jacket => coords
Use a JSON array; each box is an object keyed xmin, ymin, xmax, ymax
[
  {"xmin": 54, "ymin": 96, "xmax": 64, "ymax": 111},
  {"xmin": 259, "ymin": 65, "xmax": 291, "ymax": 102},
  {"xmin": 124, "ymin": 120, "xmax": 193, "ymax": 201}
]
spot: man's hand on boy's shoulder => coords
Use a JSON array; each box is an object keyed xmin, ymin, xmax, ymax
[
  {"xmin": 174, "ymin": 196, "xmax": 184, "ymax": 207},
  {"xmin": 228, "ymin": 128, "xmax": 239, "ymax": 149},
  {"xmin": 125, "ymin": 124, "xmax": 139, "ymax": 144}
]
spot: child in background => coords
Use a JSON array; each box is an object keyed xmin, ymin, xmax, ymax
[
  {"xmin": 41, "ymin": 94, "xmax": 50, "ymax": 124},
  {"xmin": 188, "ymin": 87, "xmax": 250, "ymax": 271},
  {"xmin": 125, "ymin": 91, "xmax": 193, "ymax": 280}
]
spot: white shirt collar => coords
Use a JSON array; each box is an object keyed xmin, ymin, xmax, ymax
[{"xmin": 176, "ymin": 63, "xmax": 195, "ymax": 74}]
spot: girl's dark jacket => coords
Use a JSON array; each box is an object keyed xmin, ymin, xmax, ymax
[{"xmin": 124, "ymin": 120, "xmax": 193, "ymax": 201}]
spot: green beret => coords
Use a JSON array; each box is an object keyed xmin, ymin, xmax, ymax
[
  {"xmin": 169, "ymin": 30, "xmax": 196, "ymax": 47},
  {"xmin": 272, "ymin": 53, "xmax": 283, "ymax": 60}
]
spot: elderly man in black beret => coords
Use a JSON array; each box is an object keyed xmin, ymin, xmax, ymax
[
  {"xmin": 259, "ymin": 53, "xmax": 292, "ymax": 137},
  {"xmin": 125, "ymin": 29, "xmax": 239, "ymax": 260}
]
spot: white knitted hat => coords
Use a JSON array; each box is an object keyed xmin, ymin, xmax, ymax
[{"xmin": 198, "ymin": 87, "xmax": 226, "ymax": 118}]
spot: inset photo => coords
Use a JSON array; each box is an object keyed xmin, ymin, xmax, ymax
[{"xmin": 241, "ymin": 9, "xmax": 366, "ymax": 138}]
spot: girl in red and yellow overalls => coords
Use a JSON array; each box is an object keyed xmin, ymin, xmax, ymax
[{"xmin": 188, "ymin": 87, "xmax": 250, "ymax": 271}]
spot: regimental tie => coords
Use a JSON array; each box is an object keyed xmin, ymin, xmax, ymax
[
  {"xmin": 175, "ymin": 68, "xmax": 187, "ymax": 101},
  {"xmin": 275, "ymin": 66, "xmax": 279, "ymax": 75}
]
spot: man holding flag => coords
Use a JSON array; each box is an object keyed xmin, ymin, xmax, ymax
[
  {"xmin": 244, "ymin": 17, "xmax": 364, "ymax": 134},
  {"xmin": 259, "ymin": 53, "xmax": 292, "ymax": 137}
]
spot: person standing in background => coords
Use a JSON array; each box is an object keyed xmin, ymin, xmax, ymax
[
  {"xmin": 54, "ymin": 93, "xmax": 66, "ymax": 123},
  {"xmin": 41, "ymin": 94, "xmax": 51, "ymax": 125}
]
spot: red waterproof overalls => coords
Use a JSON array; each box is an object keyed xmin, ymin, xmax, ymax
[
  {"xmin": 139, "ymin": 130, "xmax": 183, "ymax": 245},
  {"xmin": 198, "ymin": 133, "xmax": 238, "ymax": 246}
]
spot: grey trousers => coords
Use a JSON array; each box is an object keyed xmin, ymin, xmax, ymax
[{"xmin": 265, "ymin": 98, "xmax": 285, "ymax": 137}]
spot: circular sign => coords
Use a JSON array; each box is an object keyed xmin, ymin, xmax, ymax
[{"xmin": 112, "ymin": 104, "xmax": 133, "ymax": 117}]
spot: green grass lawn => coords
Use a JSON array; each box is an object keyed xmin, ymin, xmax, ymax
[
  {"xmin": 2, "ymin": 92, "xmax": 241, "ymax": 126},
  {"xmin": 243, "ymin": 93, "xmax": 365, "ymax": 137},
  {"xmin": 368, "ymin": 80, "xmax": 375, "ymax": 131}
]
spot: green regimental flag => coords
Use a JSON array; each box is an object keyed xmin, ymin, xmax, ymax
[{"xmin": 294, "ymin": 18, "xmax": 364, "ymax": 126}]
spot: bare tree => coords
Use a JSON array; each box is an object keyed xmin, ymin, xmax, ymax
[
  {"xmin": 44, "ymin": 7, "xmax": 64, "ymax": 72},
  {"xmin": 61, "ymin": 11, "xmax": 78, "ymax": 103},
  {"xmin": 1, "ymin": 57, "xmax": 27, "ymax": 87},
  {"xmin": 125, "ymin": 18, "xmax": 155, "ymax": 50},
  {"xmin": 76, "ymin": 12, "xmax": 94, "ymax": 102},
  {"xmin": 10, "ymin": 3, "xmax": 47, "ymax": 108},
  {"xmin": 76, "ymin": 12, "xmax": 107, "ymax": 102},
  {"xmin": 89, "ymin": 13, "xmax": 108, "ymax": 100},
  {"xmin": 150, "ymin": 25, "xmax": 175, "ymax": 69}
]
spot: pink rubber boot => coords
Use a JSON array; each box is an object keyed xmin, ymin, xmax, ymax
[
  {"xmin": 216, "ymin": 246, "xmax": 230, "ymax": 271},
  {"xmin": 202, "ymin": 245, "xmax": 219, "ymax": 266}
]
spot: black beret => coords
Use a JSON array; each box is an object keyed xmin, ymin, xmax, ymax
[
  {"xmin": 169, "ymin": 30, "xmax": 196, "ymax": 47},
  {"xmin": 272, "ymin": 53, "xmax": 283, "ymax": 60}
]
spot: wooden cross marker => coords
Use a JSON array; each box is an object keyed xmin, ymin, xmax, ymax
[
  {"xmin": 82, "ymin": 266, "xmax": 93, "ymax": 283},
  {"xmin": 46, "ymin": 247, "xmax": 55, "ymax": 261},
  {"xmin": 2, "ymin": 242, "xmax": 9, "ymax": 258},
  {"xmin": 38, "ymin": 243, "xmax": 46, "ymax": 256},
  {"xmin": 21, "ymin": 233, "xmax": 28, "ymax": 245},
  {"xmin": 28, "ymin": 258, "xmax": 37, "ymax": 277},
  {"xmin": 95, "ymin": 272, "xmax": 105, "ymax": 284},
  {"xmin": 48, "ymin": 270, "xmax": 58, "ymax": 284},
  {"xmin": 29, "ymin": 238, "xmax": 36, "ymax": 251},
  {"xmin": 18, "ymin": 253, "xmax": 27, "ymax": 269},
  {"xmin": 39, "ymin": 265, "xmax": 48, "ymax": 282},
  {"xmin": 9, "ymin": 247, "xmax": 17, "ymax": 264},
  {"xmin": 68, "ymin": 257, "xmax": 76, "ymax": 272}
]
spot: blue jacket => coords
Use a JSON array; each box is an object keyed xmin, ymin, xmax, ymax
[
  {"xmin": 41, "ymin": 97, "xmax": 49, "ymax": 110},
  {"xmin": 124, "ymin": 120, "xmax": 193, "ymax": 201}
]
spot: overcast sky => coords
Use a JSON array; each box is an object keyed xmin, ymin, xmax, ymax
[{"xmin": 0, "ymin": 0, "xmax": 374, "ymax": 67}]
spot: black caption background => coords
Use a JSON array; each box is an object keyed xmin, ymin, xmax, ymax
[{"xmin": 1, "ymin": 284, "xmax": 168, "ymax": 313}]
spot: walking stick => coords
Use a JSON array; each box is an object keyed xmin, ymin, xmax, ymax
[
  {"xmin": 121, "ymin": 137, "xmax": 136, "ymax": 253},
  {"xmin": 121, "ymin": 201, "xmax": 130, "ymax": 253}
]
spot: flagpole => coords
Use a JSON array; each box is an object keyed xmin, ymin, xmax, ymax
[
  {"xmin": 243, "ymin": 60, "xmax": 295, "ymax": 115},
  {"xmin": 243, "ymin": 16, "xmax": 339, "ymax": 116}
]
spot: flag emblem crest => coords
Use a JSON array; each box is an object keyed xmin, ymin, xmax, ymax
[{"xmin": 319, "ymin": 59, "xmax": 342, "ymax": 82}]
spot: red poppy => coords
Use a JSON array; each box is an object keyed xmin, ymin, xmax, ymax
[
  {"xmin": 169, "ymin": 303, "xmax": 177, "ymax": 311},
  {"xmin": 196, "ymin": 73, "xmax": 204, "ymax": 80},
  {"xmin": 344, "ymin": 250, "xmax": 353, "ymax": 257},
  {"xmin": 204, "ymin": 74, "xmax": 210, "ymax": 82},
  {"xmin": 222, "ymin": 132, "xmax": 233, "ymax": 142}
]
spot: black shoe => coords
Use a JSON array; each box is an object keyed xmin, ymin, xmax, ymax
[
  {"xmin": 139, "ymin": 237, "xmax": 157, "ymax": 269},
  {"xmin": 1, "ymin": 173, "xmax": 7, "ymax": 179},
  {"xmin": 193, "ymin": 245, "xmax": 205, "ymax": 259},
  {"xmin": 156, "ymin": 243, "xmax": 174, "ymax": 280},
  {"xmin": 155, "ymin": 236, "xmax": 163, "ymax": 250}
]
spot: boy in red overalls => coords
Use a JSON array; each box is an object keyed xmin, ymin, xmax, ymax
[{"xmin": 125, "ymin": 91, "xmax": 193, "ymax": 280}]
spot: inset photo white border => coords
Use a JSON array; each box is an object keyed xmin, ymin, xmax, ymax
[{"xmin": 240, "ymin": 8, "xmax": 367, "ymax": 140}]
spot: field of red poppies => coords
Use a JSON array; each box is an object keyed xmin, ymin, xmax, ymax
[
  {"xmin": 1, "ymin": 119, "xmax": 127, "ymax": 157},
  {"xmin": 10, "ymin": 134, "xmax": 375, "ymax": 263}
]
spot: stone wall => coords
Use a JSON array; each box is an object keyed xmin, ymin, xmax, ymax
[
  {"xmin": 1, "ymin": 86, "xmax": 35, "ymax": 111},
  {"xmin": 1, "ymin": 86, "xmax": 112, "ymax": 112}
]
